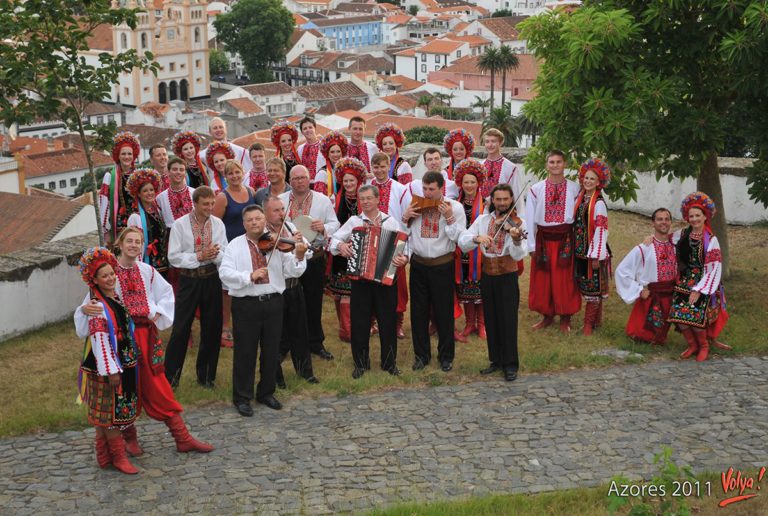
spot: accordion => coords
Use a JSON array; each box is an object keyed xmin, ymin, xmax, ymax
[{"xmin": 346, "ymin": 225, "xmax": 408, "ymax": 285}]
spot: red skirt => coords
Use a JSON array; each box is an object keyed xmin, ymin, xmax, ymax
[
  {"xmin": 626, "ymin": 293, "xmax": 673, "ymax": 344},
  {"xmin": 133, "ymin": 322, "xmax": 182, "ymax": 421},
  {"xmin": 396, "ymin": 267, "xmax": 408, "ymax": 313},
  {"xmin": 528, "ymin": 240, "xmax": 580, "ymax": 316}
]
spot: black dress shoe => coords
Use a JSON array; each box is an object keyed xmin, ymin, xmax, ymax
[
  {"xmin": 440, "ymin": 361, "xmax": 453, "ymax": 372},
  {"xmin": 352, "ymin": 367, "xmax": 365, "ymax": 379},
  {"xmin": 235, "ymin": 402, "xmax": 253, "ymax": 417},
  {"xmin": 480, "ymin": 364, "xmax": 500, "ymax": 375},
  {"xmin": 304, "ymin": 375, "xmax": 320, "ymax": 384},
  {"xmin": 257, "ymin": 395, "xmax": 283, "ymax": 410},
  {"xmin": 504, "ymin": 368, "xmax": 518, "ymax": 382},
  {"xmin": 386, "ymin": 366, "xmax": 401, "ymax": 376},
  {"xmin": 412, "ymin": 358, "xmax": 427, "ymax": 371},
  {"xmin": 313, "ymin": 349, "xmax": 334, "ymax": 361}
]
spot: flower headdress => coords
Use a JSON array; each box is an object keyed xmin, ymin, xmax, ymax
[
  {"xmin": 205, "ymin": 141, "xmax": 235, "ymax": 172},
  {"xmin": 111, "ymin": 131, "xmax": 141, "ymax": 164},
  {"xmin": 79, "ymin": 247, "xmax": 118, "ymax": 288},
  {"xmin": 681, "ymin": 191, "xmax": 716, "ymax": 222},
  {"xmin": 375, "ymin": 123, "xmax": 405, "ymax": 150},
  {"xmin": 443, "ymin": 129, "xmax": 475, "ymax": 158},
  {"xmin": 125, "ymin": 168, "xmax": 162, "ymax": 202},
  {"xmin": 453, "ymin": 158, "xmax": 486, "ymax": 188},
  {"xmin": 320, "ymin": 130, "xmax": 349, "ymax": 162},
  {"xmin": 270, "ymin": 121, "xmax": 299, "ymax": 152},
  {"xmin": 578, "ymin": 158, "xmax": 612, "ymax": 190},
  {"xmin": 171, "ymin": 131, "xmax": 203, "ymax": 156},
  {"xmin": 333, "ymin": 157, "xmax": 366, "ymax": 186}
]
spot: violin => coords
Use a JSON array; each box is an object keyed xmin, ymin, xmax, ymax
[
  {"xmin": 256, "ymin": 231, "xmax": 298, "ymax": 254},
  {"xmin": 496, "ymin": 208, "xmax": 528, "ymax": 240}
]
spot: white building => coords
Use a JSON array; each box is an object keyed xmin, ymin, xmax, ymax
[{"xmin": 218, "ymin": 82, "xmax": 306, "ymax": 118}]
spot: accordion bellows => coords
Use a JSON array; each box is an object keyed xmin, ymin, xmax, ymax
[{"xmin": 346, "ymin": 226, "xmax": 407, "ymax": 285}]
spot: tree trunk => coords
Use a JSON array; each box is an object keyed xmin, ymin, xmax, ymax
[
  {"xmin": 697, "ymin": 151, "xmax": 729, "ymax": 278},
  {"xmin": 501, "ymin": 69, "xmax": 507, "ymax": 106},
  {"xmin": 489, "ymin": 73, "xmax": 495, "ymax": 111}
]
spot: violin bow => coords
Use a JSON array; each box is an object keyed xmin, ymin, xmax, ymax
[{"xmin": 490, "ymin": 180, "xmax": 532, "ymax": 241}]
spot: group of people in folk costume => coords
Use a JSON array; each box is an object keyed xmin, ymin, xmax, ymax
[{"xmin": 78, "ymin": 115, "xmax": 729, "ymax": 474}]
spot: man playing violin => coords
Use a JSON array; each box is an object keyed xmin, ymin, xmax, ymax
[
  {"xmin": 219, "ymin": 205, "xmax": 308, "ymax": 417},
  {"xmin": 402, "ymin": 171, "xmax": 466, "ymax": 373},
  {"xmin": 458, "ymin": 184, "xmax": 528, "ymax": 381},
  {"xmin": 262, "ymin": 196, "xmax": 320, "ymax": 387}
]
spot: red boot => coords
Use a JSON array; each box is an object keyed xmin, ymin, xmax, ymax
[
  {"xmin": 122, "ymin": 425, "xmax": 144, "ymax": 457},
  {"xmin": 339, "ymin": 300, "xmax": 351, "ymax": 343},
  {"xmin": 396, "ymin": 312, "xmax": 406, "ymax": 339},
  {"xmin": 165, "ymin": 414, "xmax": 214, "ymax": 453},
  {"xmin": 694, "ymin": 331, "xmax": 710, "ymax": 362},
  {"xmin": 532, "ymin": 316, "xmax": 554, "ymax": 330},
  {"xmin": 106, "ymin": 435, "xmax": 139, "ymax": 474},
  {"xmin": 679, "ymin": 328, "xmax": 698, "ymax": 359},
  {"xmin": 477, "ymin": 305, "xmax": 487, "ymax": 339},
  {"xmin": 582, "ymin": 302, "xmax": 599, "ymax": 336},
  {"xmin": 95, "ymin": 434, "xmax": 111, "ymax": 469},
  {"xmin": 458, "ymin": 304, "xmax": 476, "ymax": 341}
]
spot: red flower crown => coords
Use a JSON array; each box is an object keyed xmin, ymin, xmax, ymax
[
  {"xmin": 171, "ymin": 131, "xmax": 202, "ymax": 156},
  {"xmin": 270, "ymin": 120, "xmax": 299, "ymax": 148},
  {"xmin": 578, "ymin": 158, "xmax": 612, "ymax": 190},
  {"xmin": 453, "ymin": 158, "xmax": 486, "ymax": 187},
  {"xmin": 111, "ymin": 131, "xmax": 141, "ymax": 164},
  {"xmin": 125, "ymin": 168, "xmax": 162, "ymax": 200},
  {"xmin": 375, "ymin": 123, "xmax": 405, "ymax": 150},
  {"xmin": 333, "ymin": 157, "xmax": 367, "ymax": 186},
  {"xmin": 681, "ymin": 191, "xmax": 716, "ymax": 221},
  {"xmin": 205, "ymin": 141, "xmax": 235, "ymax": 171},
  {"xmin": 79, "ymin": 247, "xmax": 118, "ymax": 287},
  {"xmin": 444, "ymin": 128, "xmax": 475, "ymax": 158},
  {"xmin": 320, "ymin": 130, "xmax": 349, "ymax": 161}
]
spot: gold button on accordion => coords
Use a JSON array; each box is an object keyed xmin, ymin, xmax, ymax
[{"xmin": 346, "ymin": 225, "xmax": 408, "ymax": 285}]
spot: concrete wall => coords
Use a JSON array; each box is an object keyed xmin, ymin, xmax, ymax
[
  {"xmin": 400, "ymin": 144, "xmax": 768, "ymax": 225},
  {"xmin": 0, "ymin": 233, "xmax": 98, "ymax": 342}
]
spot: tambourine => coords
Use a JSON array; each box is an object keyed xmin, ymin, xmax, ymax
[{"xmin": 293, "ymin": 215, "xmax": 319, "ymax": 243}]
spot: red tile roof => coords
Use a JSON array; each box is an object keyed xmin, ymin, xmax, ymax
[
  {"xmin": 0, "ymin": 136, "xmax": 65, "ymax": 156},
  {"xmin": 379, "ymin": 94, "xmax": 418, "ymax": 111},
  {"xmin": 86, "ymin": 24, "xmax": 113, "ymax": 51},
  {"xmin": 382, "ymin": 74, "xmax": 423, "ymax": 92},
  {"xmin": 20, "ymin": 147, "xmax": 113, "ymax": 179},
  {"xmin": 296, "ymin": 81, "xmax": 367, "ymax": 102},
  {"xmin": 417, "ymin": 39, "xmax": 465, "ymax": 55},
  {"xmin": 224, "ymin": 98, "xmax": 264, "ymax": 115},
  {"xmin": 363, "ymin": 115, "xmax": 482, "ymax": 138},
  {"xmin": 477, "ymin": 16, "xmax": 528, "ymax": 41},
  {"xmin": 0, "ymin": 192, "xmax": 88, "ymax": 254},
  {"xmin": 241, "ymin": 82, "xmax": 293, "ymax": 97}
]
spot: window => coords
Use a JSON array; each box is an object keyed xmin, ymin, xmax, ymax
[
  {"xmin": 456, "ymin": 50, "xmax": 461, "ymax": 58},
  {"xmin": 96, "ymin": 116, "xmax": 104, "ymax": 126},
  {"xmin": 167, "ymin": 29, "xmax": 175, "ymax": 40},
  {"xmin": 194, "ymin": 28, "xmax": 201, "ymax": 44},
  {"xmin": 435, "ymin": 65, "xmax": 440, "ymax": 71},
  {"xmin": 169, "ymin": 63, "xmax": 175, "ymax": 72},
  {"xmin": 108, "ymin": 115, "xmax": 114, "ymax": 123},
  {"xmin": 49, "ymin": 182, "xmax": 56, "ymax": 190},
  {"xmin": 70, "ymin": 178, "xmax": 77, "ymax": 187},
  {"xmin": 195, "ymin": 59, "xmax": 201, "ymax": 69},
  {"xmin": 421, "ymin": 64, "xmax": 427, "ymax": 73},
  {"xmin": 421, "ymin": 53, "xmax": 426, "ymax": 62},
  {"xmin": 514, "ymin": 87, "xmax": 519, "ymax": 96},
  {"xmin": 124, "ymin": 87, "xmax": 130, "ymax": 96},
  {"xmin": 435, "ymin": 55, "xmax": 440, "ymax": 63},
  {"xmin": 141, "ymin": 33, "xmax": 147, "ymax": 49},
  {"xmin": 59, "ymin": 180, "xmax": 66, "ymax": 189},
  {"xmin": 121, "ymin": 33, "xmax": 128, "ymax": 50}
]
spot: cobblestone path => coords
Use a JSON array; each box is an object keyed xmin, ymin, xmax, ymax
[{"xmin": 1, "ymin": 356, "xmax": 766, "ymax": 514}]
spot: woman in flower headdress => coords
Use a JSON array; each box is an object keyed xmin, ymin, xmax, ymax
[
  {"xmin": 76, "ymin": 239, "xmax": 213, "ymax": 475},
  {"xmin": 204, "ymin": 141, "xmax": 235, "ymax": 193},
  {"xmin": 126, "ymin": 168, "xmax": 169, "ymax": 276},
  {"xmin": 100, "ymin": 131, "xmax": 141, "ymax": 246},
  {"xmin": 573, "ymin": 158, "xmax": 612, "ymax": 335},
  {"xmin": 171, "ymin": 131, "xmax": 209, "ymax": 188},
  {"xmin": 315, "ymin": 130, "xmax": 349, "ymax": 198},
  {"xmin": 326, "ymin": 157, "xmax": 367, "ymax": 342},
  {"xmin": 453, "ymin": 158, "xmax": 487, "ymax": 342},
  {"xmin": 443, "ymin": 129, "xmax": 475, "ymax": 181},
  {"xmin": 271, "ymin": 121, "xmax": 301, "ymax": 181},
  {"xmin": 668, "ymin": 192, "xmax": 728, "ymax": 361},
  {"xmin": 375, "ymin": 123, "xmax": 412, "ymax": 184}
]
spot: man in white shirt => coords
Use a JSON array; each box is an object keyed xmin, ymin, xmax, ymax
[
  {"xmin": 525, "ymin": 149, "xmax": 581, "ymax": 333},
  {"xmin": 149, "ymin": 144, "xmax": 170, "ymax": 192},
  {"xmin": 279, "ymin": 165, "xmax": 340, "ymax": 360},
  {"xmin": 481, "ymin": 128, "xmax": 522, "ymax": 205},
  {"xmin": 198, "ymin": 117, "xmax": 252, "ymax": 176},
  {"xmin": 164, "ymin": 186, "xmax": 228, "ymax": 389},
  {"xmin": 331, "ymin": 185, "xmax": 409, "ymax": 379},
  {"xmin": 219, "ymin": 205, "xmax": 308, "ymax": 416},
  {"xmin": 402, "ymin": 171, "xmax": 466, "ymax": 373},
  {"xmin": 255, "ymin": 158, "xmax": 291, "ymax": 207},
  {"xmin": 296, "ymin": 116, "xmax": 326, "ymax": 183},
  {"xmin": 156, "ymin": 157, "xmax": 195, "ymax": 227},
  {"xmin": 401, "ymin": 147, "xmax": 459, "ymax": 208},
  {"xmin": 247, "ymin": 143, "xmax": 269, "ymax": 191},
  {"xmin": 459, "ymin": 184, "xmax": 528, "ymax": 381},
  {"xmin": 346, "ymin": 116, "xmax": 378, "ymax": 173}
]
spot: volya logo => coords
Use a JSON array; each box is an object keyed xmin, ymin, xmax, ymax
[{"xmin": 719, "ymin": 467, "xmax": 765, "ymax": 507}]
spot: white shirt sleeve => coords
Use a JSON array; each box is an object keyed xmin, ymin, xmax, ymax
[
  {"xmin": 167, "ymin": 218, "xmax": 199, "ymax": 269},
  {"xmin": 219, "ymin": 239, "xmax": 253, "ymax": 291},
  {"xmin": 144, "ymin": 264, "xmax": 175, "ymax": 330},
  {"xmin": 694, "ymin": 236, "xmax": 722, "ymax": 295},
  {"xmin": 444, "ymin": 200, "xmax": 466, "ymax": 242},
  {"xmin": 614, "ymin": 245, "xmax": 645, "ymax": 304},
  {"xmin": 458, "ymin": 216, "xmax": 482, "ymax": 253},
  {"xmin": 587, "ymin": 200, "xmax": 609, "ymax": 261}
]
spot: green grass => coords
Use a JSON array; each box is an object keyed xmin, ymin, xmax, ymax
[{"xmin": 1, "ymin": 211, "xmax": 767, "ymax": 437}]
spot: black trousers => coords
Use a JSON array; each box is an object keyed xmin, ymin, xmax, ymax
[
  {"xmin": 410, "ymin": 260, "xmax": 456, "ymax": 365},
  {"xmin": 481, "ymin": 272, "xmax": 520, "ymax": 370},
  {"xmin": 350, "ymin": 279, "xmax": 398, "ymax": 371},
  {"xmin": 300, "ymin": 254, "xmax": 327, "ymax": 352},
  {"xmin": 279, "ymin": 285, "xmax": 314, "ymax": 378},
  {"xmin": 165, "ymin": 272, "xmax": 223, "ymax": 386},
  {"xmin": 231, "ymin": 294, "xmax": 284, "ymax": 403}
]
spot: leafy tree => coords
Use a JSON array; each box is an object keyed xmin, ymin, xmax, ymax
[
  {"xmin": 429, "ymin": 106, "xmax": 472, "ymax": 121},
  {"xmin": 516, "ymin": 112, "xmax": 540, "ymax": 146},
  {"xmin": 213, "ymin": 0, "xmax": 294, "ymax": 83},
  {"xmin": 404, "ymin": 126, "xmax": 447, "ymax": 146},
  {"xmin": 209, "ymin": 48, "xmax": 229, "ymax": 76},
  {"xmin": 483, "ymin": 105, "xmax": 520, "ymax": 147},
  {"xmin": 472, "ymin": 96, "xmax": 491, "ymax": 118},
  {"xmin": 497, "ymin": 45, "xmax": 519, "ymax": 107},
  {"xmin": 477, "ymin": 47, "xmax": 501, "ymax": 110},
  {"xmin": 408, "ymin": 6, "xmax": 419, "ymax": 16},
  {"xmin": 0, "ymin": 0, "xmax": 158, "ymax": 245},
  {"xmin": 75, "ymin": 166, "xmax": 110, "ymax": 197},
  {"xmin": 417, "ymin": 94, "xmax": 434, "ymax": 116},
  {"xmin": 492, "ymin": 9, "xmax": 513, "ymax": 18},
  {"xmin": 519, "ymin": 2, "xmax": 768, "ymax": 276}
]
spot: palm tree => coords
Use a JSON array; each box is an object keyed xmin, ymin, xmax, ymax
[
  {"xmin": 515, "ymin": 112, "xmax": 540, "ymax": 147},
  {"xmin": 431, "ymin": 92, "xmax": 451, "ymax": 119},
  {"xmin": 417, "ymin": 94, "xmax": 433, "ymax": 117},
  {"xmin": 483, "ymin": 104, "xmax": 521, "ymax": 147},
  {"xmin": 471, "ymin": 95, "xmax": 490, "ymax": 118},
  {"xmin": 477, "ymin": 47, "xmax": 501, "ymax": 110},
  {"xmin": 498, "ymin": 45, "xmax": 519, "ymax": 107}
]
